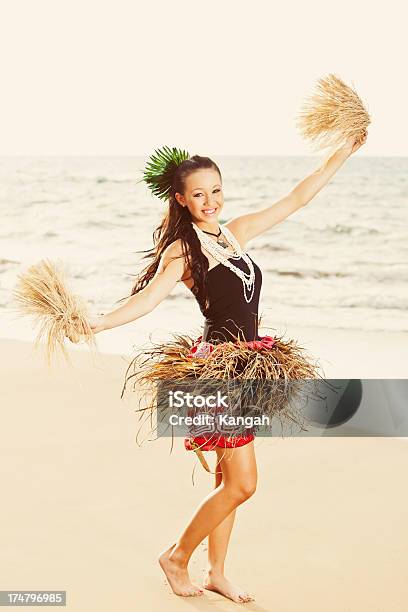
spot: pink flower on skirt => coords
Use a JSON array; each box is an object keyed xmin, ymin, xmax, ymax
[
  {"xmin": 246, "ymin": 335, "xmax": 275, "ymax": 350},
  {"xmin": 187, "ymin": 336, "xmax": 214, "ymax": 359}
]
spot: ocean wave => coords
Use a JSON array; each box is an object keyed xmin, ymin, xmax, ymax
[
  {"xmin": 163, "ymin": 293, "xmax": 192, "ymax": 301},
  {"xmin": 95, "ymin": 177, "xmax": 133, "ymax": 184},
  {"xmin": 338, "ymin": 295, "xmax": 408, "ymax": 310},
  {"xmin": 267, "ymin": 269, "xmax": 348, "ymax": 279},
  {"xmin": 25, "ymin": 198, "xmax": 70, "ymax": 207},
  {"xmin": 256, "ymin": 244, "xmax": 292, "ymax": 253},
  {"xmin": 57, "ymin": 175, "xmax": 132, "ymax": 185},
  {"xmin": 80, "ymin": 219, "xmax": 127, "ymax": 229},
  {"xmin": 327, "ymin": 224, "xmax": 380, "ymax": 236}
]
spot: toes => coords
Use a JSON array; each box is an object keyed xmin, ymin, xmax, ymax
[
  {"xmin": 191, "ymin": 589, "xmax": 204, "ymax": 597},
  {"xmin": 238, "ymin": 593, "xmax": 254, "ymax": 603},
  {"xmin": 192, "ymin": 589, "xmax": 203, "ymax": 596},
  {"xmin": 184, "ymin": 586, "xmax": 204, "ymax": 597},
  {"xmin": 181, "ymin": 588, "xmax": 194, "ymax": 597}
]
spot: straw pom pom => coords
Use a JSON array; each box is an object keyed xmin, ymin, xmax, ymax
[
  {"xmin": 296, "ymin": 73, "xmax": 371, "ymax": 153},
  {"xmin": 12, "ymin": 258, "xmax": 96, "ymax": 365}
]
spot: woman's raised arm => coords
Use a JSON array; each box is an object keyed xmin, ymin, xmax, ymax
[
  {"xmin": 229, "ymin": 132, "xmax": 367, "ymax": 245},
  {"xmin": 89, "ymin": 240, "xmax": 188, "ymax": 333}
]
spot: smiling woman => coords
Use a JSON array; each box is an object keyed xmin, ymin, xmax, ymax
[{"xmin": 84, "ymin": 138, "xmax": 365, "ymax": 602}]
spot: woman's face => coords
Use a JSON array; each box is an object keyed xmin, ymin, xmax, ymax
[{"xmin": 175, "ymin": 169, "xmax": 224, "ymax": 225}]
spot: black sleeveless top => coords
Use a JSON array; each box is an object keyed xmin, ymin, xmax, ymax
[{"xmin": 197, "ymin": 255, "xmax": 262, "ymax": 344}]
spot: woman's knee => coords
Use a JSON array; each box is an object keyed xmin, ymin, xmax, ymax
[
  {"xmin": 240, "ymin": 479, "xmax": 257, "ymax": 500},
  {"xmin": 216, "ymin": 441, "xmax": 257, "ymax": 502},
  {"xmin": 227, "ymin": 478, "xmax": 257, "ymax": 503}
]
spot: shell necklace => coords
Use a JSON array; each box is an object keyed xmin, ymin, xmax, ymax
[{"xmin": 192, "ymin": 222, "xmax": 256, "ymax": 303}]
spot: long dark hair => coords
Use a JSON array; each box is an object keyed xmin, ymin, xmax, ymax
[{"xmin": 118, "ymin": 155, "xmax": 222, "ymax": 312}]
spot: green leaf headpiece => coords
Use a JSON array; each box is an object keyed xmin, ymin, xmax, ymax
[{"xmin": 138, "ymin": 145, "xmax": 191, "ymax": 202}]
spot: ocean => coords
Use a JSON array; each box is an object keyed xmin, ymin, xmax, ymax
[{"xmin": 1, "ymin": 155, "xmax": 407, "ymax": 347}]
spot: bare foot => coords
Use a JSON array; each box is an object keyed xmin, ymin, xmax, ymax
[
  {"xmin": 159, "ymin": 544, "xmax": 204, "ymax": 597},
  {"xmin": 204, "ymin": 570, "xmax": 255, "ymax": 603}
]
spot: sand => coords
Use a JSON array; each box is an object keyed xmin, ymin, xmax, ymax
[{"xmin": 1, "ymin": 334, "xmax": 408, "ymax": 611}]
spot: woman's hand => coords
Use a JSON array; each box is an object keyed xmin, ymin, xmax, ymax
[
  {"xmin": 64, "ymin": 314, "xmax": 106, "ymax": 343},
  {"xmin": 339, "ymin": 129, "xmax": 368, "ymax": 156},
  {"xmin": 87, "ymin": 314, "xmax": 106, "ymax": 335}
]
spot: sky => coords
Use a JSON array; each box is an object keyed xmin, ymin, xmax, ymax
[{"xmin": 0, "ymin": 0, "xmax": 406, "ymax": 156}]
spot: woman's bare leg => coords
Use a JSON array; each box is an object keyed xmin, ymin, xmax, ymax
[
  {"xmin": 204, "ymin": 445, "xmax": 256, "ymax": 603},
  {"xmin": 207, "ymin": 452, "xmax": 236, "ymax": 576},
  {"xmin": 159, "ymin": 441, "xmax": 257, "ymax": 598}
]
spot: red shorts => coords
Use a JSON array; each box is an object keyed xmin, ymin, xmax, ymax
[{"xmin": 184, "ymin": 432, "xmax": 255, "ymax": 452}]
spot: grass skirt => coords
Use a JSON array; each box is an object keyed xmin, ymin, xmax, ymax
[{"xmin": 121, "ymin": 329, "xmax": 323, "ymax": 470}]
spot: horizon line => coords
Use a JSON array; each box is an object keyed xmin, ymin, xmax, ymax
[{"xmin": 0, "ymin": 153, "xmax": 406, "ymax": 159}]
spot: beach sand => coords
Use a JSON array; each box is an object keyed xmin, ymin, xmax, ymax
[{"xmin": 1, "ymin": 333, "xmax": 408, "ymax": 611}]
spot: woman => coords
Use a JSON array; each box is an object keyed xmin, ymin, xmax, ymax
[{"xmin": 89, "ymin": 133, "xmax": 366, "ymax": 603}]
